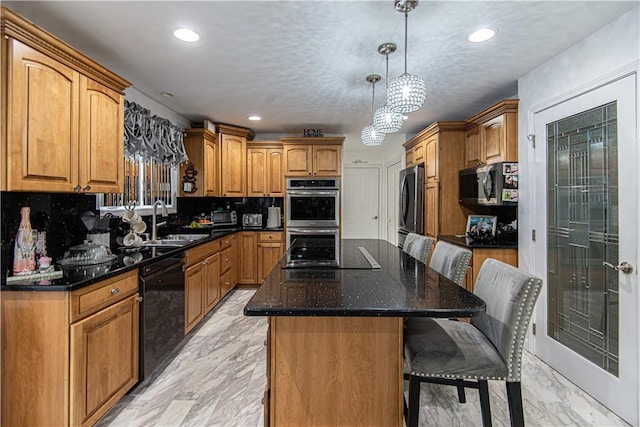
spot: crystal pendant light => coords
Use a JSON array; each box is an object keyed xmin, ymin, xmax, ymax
[
  {"xmin": 373, "ymin": 43, "xmax": 404, "ymax": 133},
  {"xmin": 361, "ymin": 74, "xmax": 385, "ymax": 146},
  {"xmin": 386, "ymin": 0, "xmax": 427, "ymax": 114}
]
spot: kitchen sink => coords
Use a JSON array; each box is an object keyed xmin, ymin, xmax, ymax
[{"xmin": 142, "ymin": 234, "xmax": 209, "ymax": 247}]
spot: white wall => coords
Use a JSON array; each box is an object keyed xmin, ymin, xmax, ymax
[{"xmin": 517, "ymin": 6, "xmax": 639, "ymax": 276}]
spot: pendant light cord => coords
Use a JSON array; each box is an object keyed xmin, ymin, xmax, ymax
[
  {"xmin": 404, "ymin": 10, "xmax": 408, "ymax": 74},
  {"xmin": 371, "ymin": 82, "xmax": 376, "ymax": 119}
]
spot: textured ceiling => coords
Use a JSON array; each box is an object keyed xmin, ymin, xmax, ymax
[{"xmin": 4, "ymin": 1, "xmax": 638, "ymax": 137}]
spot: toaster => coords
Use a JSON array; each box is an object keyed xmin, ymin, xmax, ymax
[{"xmin": 242, "ymin": 213, "xmax": 263, "ymax": 228}]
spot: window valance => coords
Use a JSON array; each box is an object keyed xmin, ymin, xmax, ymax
[{"xmin": 123, "ymin": 100, "xmax": 188, "ymax": 166}]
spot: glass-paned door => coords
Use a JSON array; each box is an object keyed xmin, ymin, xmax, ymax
[
  {"xmin": 533, "ymin": 74, "xmax": 638, "ymax": 426},
  {"xmin": 546, "ymin": 101, "xmax": 619, "ymax": 375}
]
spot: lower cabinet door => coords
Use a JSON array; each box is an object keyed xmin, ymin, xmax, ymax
[
  {"xmin": 204, "ymin": 253, "xmax": 221, "ymax": 312},
  {"xmin": 185, "ymin": 262, "xmax": 205, "ymax": 334},
  {"xmin": 70, "ymin": 293, "xmax": 139, "ymax": 427}
]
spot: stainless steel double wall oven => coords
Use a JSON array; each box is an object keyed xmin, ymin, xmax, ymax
[{"xmin": 285, "ymin": 178, "xmax": 340, "ymax": 267}]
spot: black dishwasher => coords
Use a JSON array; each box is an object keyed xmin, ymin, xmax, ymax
[{"xmin": 139, "ymin": 254, "xmax": 185, "ymax": 381}]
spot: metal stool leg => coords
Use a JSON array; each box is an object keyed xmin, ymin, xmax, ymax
[
  {"xmin": 478, "ymin": 380, "xmax": 492, "ymax": 427},
  {"xmin": 506, "ymin": 381, "xmax": 525, "ymax": 427}
]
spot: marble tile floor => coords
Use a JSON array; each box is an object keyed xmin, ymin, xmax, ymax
[{"xmin": 98, "ymin": 289, "xmax": 630, "ymax": 427}]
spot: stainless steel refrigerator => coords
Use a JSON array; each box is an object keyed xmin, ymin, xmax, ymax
[{"xmin": 398, "ymin": 164, "xmax": 424, "ymax": 248}]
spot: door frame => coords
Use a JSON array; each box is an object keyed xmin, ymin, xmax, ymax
[
  {"xmin": 526, "ymin": 65, "xmax": 639, "ymax": 426},
  {"xmin": 342, "ymin": 164, "xmax": 384, "ymax": 239},
  {"xmin": 385, "ymin": 156, "xmax": 402, "ymax": 245}
]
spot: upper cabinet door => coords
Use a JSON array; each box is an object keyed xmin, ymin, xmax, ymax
[
  {"xmin": 220, "ymin": 134, "xmax": 246, "ymax": 196},
  {"xmin": 312, "ymin": 145, "xmax": 341, "ymax": 176},
  {"xmin": 247, "ymin": 148, "xmax": 267, "ymax": 197},
  {"xmin": 79, "ymin": 76, "xmax": 124, "ymax": 193},
  {"xmin": 284, "ymin": 145, "xmax": 313, "ymax": 176},
  {"xmin": 7, "ymin": 40, "xmax": 79, "ymax": 192},
  {"xmin": 424, "ymin": 136, "xmax": 438, "ymax": 181},
  {"xmin": 266, "ymin": 149, "xmax": 284, "ymax": 196},
  {"xmin": 464, "ymin": 126, "xmax": 482, "ymax": 168}
]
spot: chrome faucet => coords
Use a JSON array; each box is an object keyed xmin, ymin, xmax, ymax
[{"xmin": 152, "ymin": 200, "xmax": 168, "ymax": 241}]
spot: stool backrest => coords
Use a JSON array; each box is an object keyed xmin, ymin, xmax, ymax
[
  {"xmin": 428, "ymin": 241, "xmax": 472, "ymax": 287},
  {"xmin": 471, "ymin": 258, "xmax": 542, "ymax": 381},
  {"xmin": 402, "ymin": 233, "xmax": 435, "ymax": 264}
]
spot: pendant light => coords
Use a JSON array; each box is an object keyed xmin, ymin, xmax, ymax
[
  {"xmin": 386, "ymin": 0, "xmax": 427, "ymax": 114},
  {"xmin": 361, "ymin": 74, "xmax": 385, "ymax": 146},
  {"xmin": 373, "ymin": 42, "xmax": 404, "ymax": 133}
]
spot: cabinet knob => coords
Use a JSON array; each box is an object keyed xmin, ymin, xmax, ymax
[
  {"xmin": 74, "ymin": 185, "xmax": 82, "ymax": 192},
  {"xmin": 225, "ymin": 281, "xmax": 230, "ymax": 285},
  {"xmin": 225, "ymin": 258, "xmax": 229, "ymax": 262},
  {"xmin": 83, "ymin": 185, "xmax": 91, "ymax": 191},
  {"xmin": 111, "ymin": 287, "xmax": 120, "ymax": 295},
  {"xmin": 137, "ymin": 296, "xmax": 144, "ymax": 303}
]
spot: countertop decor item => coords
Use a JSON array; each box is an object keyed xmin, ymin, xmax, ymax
[{"xmin": 13, "ymin": 207, "xmax": 37, "ymax": 275}]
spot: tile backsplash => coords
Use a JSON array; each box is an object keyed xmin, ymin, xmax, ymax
[
  {"xmin": 1, "ymin": 192, "xmax": 285, "ymax": 276},
  {"xmin": 1, "ymin": 192, "xmax": 99, "ymax": 274}
]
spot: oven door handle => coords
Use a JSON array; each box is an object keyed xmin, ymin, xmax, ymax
[
  {"xmin": 286, "ymin": 190, "xmax": 339, "ymax": 196},
  {"xmin": 286, "ymin": 228, "xmax": 339, "ymax": 234}
]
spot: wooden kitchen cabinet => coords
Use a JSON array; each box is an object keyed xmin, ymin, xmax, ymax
[
  {"xmin": 184, "ymin": 238, "xmax": 225, "ymax": 333},
  {"xmin": 218, "ymin": 124, "xmax": 254, "ymax": 197},
  {"xmin": 1, "ymin": 269, "xmax": 139, "ymax": 427},
  {"xmin": 185, "ymin": 261, "xmax": 206, "ymax": 334},
  {"xmin": 238, "ymin": 231, "xmax": 259, "ymax": 284},
  {"xmin": 258, "ymin": 231, "xmax": 284, "ymax": 283},
  {"xmin": 464, "ymin": 247, "xmax": 518, "ymax": 292},
  {"xmin": 220, "ymin": 234, "xmax": 236, "ymax": 297},
  {"xmin": 1, "ymin": 8, "xmax": 129, "ymax": 193},
  {"xmin": 180, "ymin": 128, "xmax": 219, "ymax": 197},
  {"xmin": 464, "ymin": 99, "xmax": 519, "ymax": 168},
  {"xmin": 204, "ymin": 253, "xmax": 221, "ymax": 312},
  {"xmin": 70, "ymin": 293, "xmax": 139, "ymax": 427},
  {"xmin": 247, "ymin": 142, "xmax": 284, "ymax": 197},
  {"xmin": 280, "ymin": 137, "xmax": 344, "ymax": 176},
  {"xmin": 403, "ymin": 122, "xmax": 470, "ymax": 240}
]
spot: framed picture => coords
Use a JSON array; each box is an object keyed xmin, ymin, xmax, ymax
[{"xmin": 466, "ymin": 215, "xmax": 498, "ymax": 242}]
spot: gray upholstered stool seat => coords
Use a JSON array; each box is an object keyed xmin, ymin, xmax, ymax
[{"xmin": 404, "ymin": 317, "xmax": 508, "ymax": 380}]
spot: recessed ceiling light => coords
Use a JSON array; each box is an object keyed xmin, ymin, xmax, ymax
[
  {"xmin": 172, "ymin": 27, "xmax": 200, "ymax": 43},
  {"xmin": 247, "ymin": 115, "xmax": 261, "ymax": 121},
  {"xmin": 161, "ymin": 92, "xmax": 174, "ymax": 98},
  {"xmin": 468, "ymin": 28, "xmax": 497, "ymax": 43}
]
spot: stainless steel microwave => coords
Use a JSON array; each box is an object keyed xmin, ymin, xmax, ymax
[{"xmin": 459, "ymin": 162, "xmax": 518, "ymax": 206}]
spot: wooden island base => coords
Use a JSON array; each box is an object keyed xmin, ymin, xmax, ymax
[{"xmin": 268, "ymin": 316, "xmax": 404, "ymax": 427}]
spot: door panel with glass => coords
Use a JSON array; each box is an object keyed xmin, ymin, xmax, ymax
[{"xmin": 533, "ymin": 74, "xmax": 638, "ymax": 426}]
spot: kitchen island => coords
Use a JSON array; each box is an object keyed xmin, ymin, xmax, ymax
[{"xmin": 244, "ymin": 239, "xmax": 486, "ymax": 427}]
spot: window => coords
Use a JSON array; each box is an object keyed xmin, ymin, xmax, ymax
[
  {"xmin": 99, "ymin": 157, "xmax": 178, "ymax": 216},
  {"xmin": 99, "ymin": 100, "xmax": 187, "ymax": 216}
]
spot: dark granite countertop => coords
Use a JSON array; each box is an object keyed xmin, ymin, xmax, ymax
[
  {"xmin": 1, "ymin": 229, "xmax": 238, "ymax": 292},
  {"xmin": 438, "ymin": 234, "xmax": 518, "ymax": 249},
  {"xmin": 244, "ymin": 239, "xmax": 486, "ymax": 318}
]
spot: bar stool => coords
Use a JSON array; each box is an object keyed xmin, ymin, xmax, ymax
[
  {"xmin": 429, "ymin": 241, "xmax": 472, "ymax": 287},
  {"xmin": 403, "ymin": 259, "xmax": 542, "ymax": 427},
  {"xmin": 402, "ymin": 233, "xmax": 435, "ymax": 264}
]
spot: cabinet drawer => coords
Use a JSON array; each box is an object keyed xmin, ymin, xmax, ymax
[
  {"xmin": 184, "ymin": 239, "xmax": 219, "ymax": 265},
  {"xmin": 259, "ymin": 231, "xmax": 283, "ymax": 242},
  {"xmin": 220, "ymin": 235, "xmax": 234, "ymax": 249},
  {"xmin": 220, "ymin": 268, "xmax": 234, "ymax": 294},
  {"xmin": 71, "ymin": 270, "xmax": 138, "ymax": 322},
  {"xmin": 220, "ymin": 246, "xmax": 233, "ymax": 273}
]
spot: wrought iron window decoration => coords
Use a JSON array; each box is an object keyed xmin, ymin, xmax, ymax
[
  {"xmin": 123, "ymin": 100, "xmax": 188, "ymax": 166},
  {"xmin": 361, "ymin": 74, "xmax": 385, "ymax": 146}
]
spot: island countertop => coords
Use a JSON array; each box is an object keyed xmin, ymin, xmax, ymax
[{"xmin": 244, "ymin": 238, "xmax": 486, "ymax": 318}]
